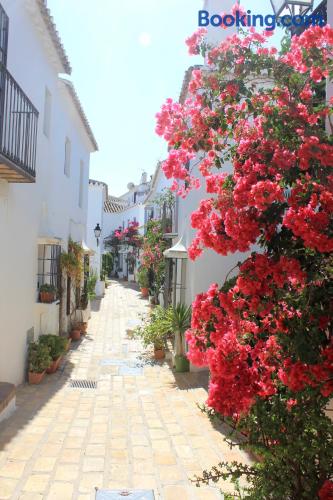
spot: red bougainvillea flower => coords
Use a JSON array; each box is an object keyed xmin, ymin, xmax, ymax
[{"xmin": 157, "ymin": 21, "xmax": 333, "ymax": 454}]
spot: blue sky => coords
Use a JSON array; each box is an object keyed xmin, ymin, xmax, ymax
[{"xmin": 47, "ymin": 0, "xmax": 291, "ymax": 196}]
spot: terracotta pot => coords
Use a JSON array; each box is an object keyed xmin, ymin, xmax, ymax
[
  {"xmin": 66, "ymin": 338, "xmax": 72, "ymax": 351},
  {"xmin": 46, "ymin": 356, "xmax": 62, "ymax": 374},
  {"xmin": 71, "ymin": 329, "xmax": 81, "ymax": 341},
  {"xmin": 28, "ymin": 371, "xmax": 45, "ymax": 384},
  {"xmin": 141, "ymin": 287, "xmax": 149, "ymax": 298},
  {"xmin": 40, "ymin": 291, "xmax": 55, "ymax": 304},
  {"xmin": 154, "ymin": 348, "xmax": 165, "ymax": 360}
]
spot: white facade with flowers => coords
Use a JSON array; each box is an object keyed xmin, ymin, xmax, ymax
[{"xmin": 0, "ymin": 0, "xmax": 97, "ymax": 386}]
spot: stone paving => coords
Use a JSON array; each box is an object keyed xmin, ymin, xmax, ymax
[{"xmin": 0, "ymin": 280, "xmax": 252, "ymax": 500}]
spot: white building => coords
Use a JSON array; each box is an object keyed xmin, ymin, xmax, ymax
[
  {"xmin": 0, "ymin": 0, "xmax": 97, "ymax": 387},
  {"xmin": 102, "ymin": 173, "xmax": 151, "ymax": 279},
  {"xmin": 87, "ymin": 179, "xmax": 126, "ymax": 297}
]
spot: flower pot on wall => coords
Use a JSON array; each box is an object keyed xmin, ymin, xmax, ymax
[
  {"xmin": 175, "ymin": 355, "xmax": 190, "ymax": 373},
  {"xmin": 40, "ymin": 291, "xmax": 56, "ymax": 303},
  {"xmin": 28, "ymin": 371, "xmax": 46, "ymax": 384}
]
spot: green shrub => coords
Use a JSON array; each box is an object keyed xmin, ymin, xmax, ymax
[
  {"xmin": 171, "ymin": 303, "xmax": 191, "ymax": 357},
  {"xmin": 28, "ymin": 342, "xmax": 52, "ymax": 373},
  {"xmin": 87, "ymin": 270, "xmax": 98, "ymax": 299},
  {"xmin": 39, "ymin": 284, "xmax": 56, "ymax": 293},
  {"xmin": 137, "ymin": 266, "xmax": 149, "ymax": 288},
  {"xmin": 39, "ymin": 335, "xmax": 67, "ymax": 360},
  {"xmin": 135, "ymin": 306, "xmax": 173, "ymax": 349}
]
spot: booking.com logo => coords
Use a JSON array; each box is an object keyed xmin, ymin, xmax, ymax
[{"xmin": 198, "ymin": 9, "xmax": 326, "ymax": 31}]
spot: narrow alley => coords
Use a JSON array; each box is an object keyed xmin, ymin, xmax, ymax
[{"xmin": 0, "ymin": 282, "xmax": 251, "ymax": 500}]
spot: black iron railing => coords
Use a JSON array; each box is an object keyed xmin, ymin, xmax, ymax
[
  {"xmin": 0, "ymin": 65, "xmax": 39, "ymax": 178},
  {"xmin": 0, "ymin": 3, "xmax": 8, "ymax": 67}
]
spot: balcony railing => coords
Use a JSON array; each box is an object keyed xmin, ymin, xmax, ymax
[
  {"xmin": 0, "ymin": 66, "xmax": 38, "ymax": 182},
  {"xmin": 0, "ymin": 3, "xmax": 8, "ymax": 67}
]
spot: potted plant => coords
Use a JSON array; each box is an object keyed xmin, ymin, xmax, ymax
[
  {"xmin": 134, "ymin": 306, "xmax": 172, "ymax": 359},
  {"xmin": 28, "ymin": 342, "xmax": 52, "ymax": 384},
  {"xmin": 172, "ymin": 303, "xmax": 191, "ymax": 373},
  {"xmin": 60, "ymin": 240, "xmax": 84, "ymax": 287},
  {"xmin": 153, "ymin": 337, "xmax": 166, "ymax": 360},
  {"xmin": 137, "ymin": 266, "xmax": 149, "ymax": 298},
  {"xmin": 40, "ymin": 335, "xmax": 67, "ymax": 374},
  {"xmin": 39, "ymin": 284, "xmax": 57, "ymax": 303},
  {"xmin": 70, "ymin": 324, "xmax": 81, "ymax": 341}
]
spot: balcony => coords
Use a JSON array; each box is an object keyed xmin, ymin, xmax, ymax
[{"xmin": 0, "ymin": 66, "xmax": 38, "ymax": 183}]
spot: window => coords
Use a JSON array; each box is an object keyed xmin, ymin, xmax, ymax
[
  {"xmin": 144, "ymin": 206, "xmax": 154, "ymax": 223},
  {"xmin": 79, "ymin": 160, "xmax": 84, "ymax": 208},
  {"xmin": 37, "ymin": 244, "xmax": 61, "ymax": 293},
  {"xmin": 43, "ymin": 87, "xmax": 52, "ymax": 138},
  {"xmin": 64, "ymin": 137, "xmax": 71, "ymax": 177}
]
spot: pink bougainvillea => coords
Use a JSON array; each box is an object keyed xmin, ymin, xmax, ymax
[{"xmin": 157, "ymin": 19, "xmax": 333, "ymax": 495}]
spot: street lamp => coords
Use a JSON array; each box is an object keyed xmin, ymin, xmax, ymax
[
  {"xmin": 94, "ymin": 223, "xmax": 101, "ymax": 247},
  {"xmin": 270, "ymin": 0, "xmax": 314, "ymax": 17}
]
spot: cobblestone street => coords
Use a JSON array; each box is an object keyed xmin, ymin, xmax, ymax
[{"xmin": 0, "ymin": 281, "xmax": 251, "ymax": 500}]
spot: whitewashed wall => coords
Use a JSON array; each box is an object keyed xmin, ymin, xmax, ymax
[
  {"xmin": 87, "ymin": 183, "xmax": 105, "ymax": 294},
  {"xmin": 0, "ymin": 1, "xmax": 94, "ymax": 385}
]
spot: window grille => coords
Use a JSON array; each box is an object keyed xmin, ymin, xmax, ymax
[{"xmin": 37, "ymin": 244, "xmax": 61, "ymax": 294}]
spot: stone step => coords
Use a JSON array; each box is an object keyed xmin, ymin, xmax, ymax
[{"xmin": 0, "ymin": 382, "xmax": 16, "ymax": 423}]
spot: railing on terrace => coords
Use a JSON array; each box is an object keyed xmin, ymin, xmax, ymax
[{"xmin": 0, "ymin": 65, "xmax": 39, "ymax": 182}]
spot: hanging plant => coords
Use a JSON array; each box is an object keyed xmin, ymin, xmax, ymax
[{"xmin": 60, "ymin": 239, "xmax": 84, "ymax": 286}]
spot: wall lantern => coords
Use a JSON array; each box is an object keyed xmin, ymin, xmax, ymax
[
  {"xmin": 270, "ymin": 0, "xmax": 314, "ymax": 17},
  {"xmin": 94, "ymin": 223, "xmax": 101, "ymax": 247},
  {"xmin": 164, "ymin": 237, "xmax": 188, "ymax": 260}
]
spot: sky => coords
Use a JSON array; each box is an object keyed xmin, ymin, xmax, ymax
[{"xmin": 47, "ymin": 0, "xmax": 294, "ymax": 196}]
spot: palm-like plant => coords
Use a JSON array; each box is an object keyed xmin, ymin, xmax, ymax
[{"xmin": 172, "ymin": 303, "xmax": 191, "ymax": 357}]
